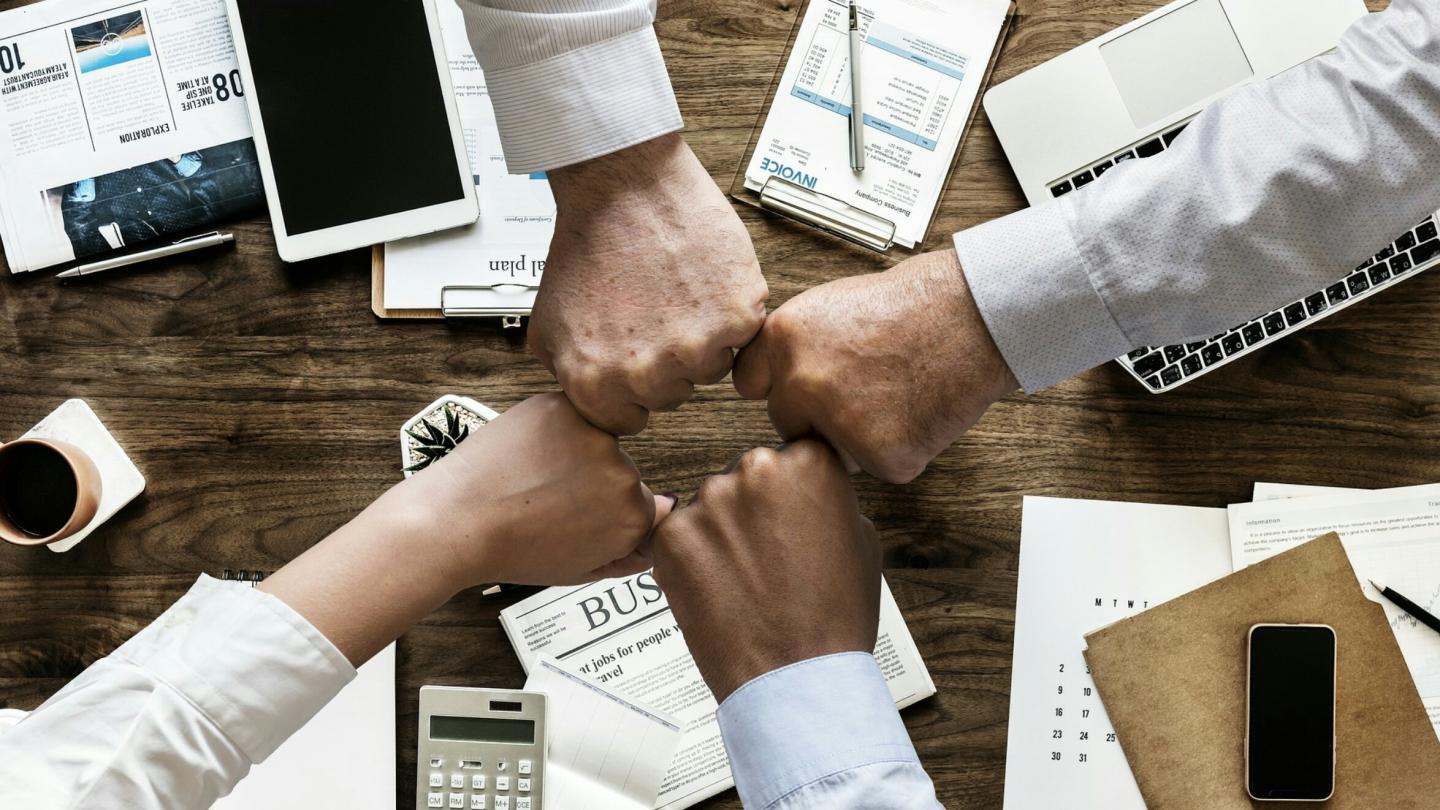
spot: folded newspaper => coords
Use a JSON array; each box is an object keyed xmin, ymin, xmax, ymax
[
  {"xmin": 0, "ymin": 0, "xmax": 261, "ymax": 273},
  {"xmin": 500, "ymin": 571, "xmax": 936, "ymax": 809}
]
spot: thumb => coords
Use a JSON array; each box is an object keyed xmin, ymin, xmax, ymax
[
  {"xmin": 643, "ymin": 483, "xmax": 678, "ymax": 529},
  {"xmin": 732, "ymin": 334, "xmax": 773, "ymax": 400}
]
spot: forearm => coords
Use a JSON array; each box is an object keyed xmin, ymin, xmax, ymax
[
  {"xmin": 259, "ymin": 489, "xmax": 467, "ymax": 667},
  {"xmin": 456, "ymin": 0, "xmax": 682, "ymax": 173},
  {"xmin": 716, "ymin": 653, "xmax": 942, "ymax": 810},
  {"xmin": 956, "ymin": 0, "xmax": 1440, "ymax": 391}
]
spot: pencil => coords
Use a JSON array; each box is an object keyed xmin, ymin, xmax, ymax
[{"xmin": 1370, "ymin": 579, "xmax": 1440, "ymax": 636}]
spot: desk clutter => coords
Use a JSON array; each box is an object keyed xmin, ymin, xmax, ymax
[{"xmin": 1006, "ymin": 487, "xmax": 1440, "ymax": 807}]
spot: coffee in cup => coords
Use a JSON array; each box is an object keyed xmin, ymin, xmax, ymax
[{"xmin": 0, "ymin": 439, "xmax": 102, "ymax": 547}]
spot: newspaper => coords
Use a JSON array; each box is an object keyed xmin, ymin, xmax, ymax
[
  {"xmin": 500, "ymin": 570, "xmax": 936, "ymax": 809},
  {"xmin": 0, "ymin": 0, "xmax": 260, "ymax": 273}
]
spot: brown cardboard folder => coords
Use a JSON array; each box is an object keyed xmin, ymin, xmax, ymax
[{"xmin": 1083, "ymin": 533, "xmax": 1440, "ymax": 808}]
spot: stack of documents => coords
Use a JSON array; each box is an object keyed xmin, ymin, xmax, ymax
[{"xmin": 1004, "ymin": 486, "xmax": 1440, "ymax": 809}]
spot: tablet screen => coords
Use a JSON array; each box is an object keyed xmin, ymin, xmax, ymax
[{"xmin": 234, "ymin": 1, "xmax": 467, "ymax": 236}]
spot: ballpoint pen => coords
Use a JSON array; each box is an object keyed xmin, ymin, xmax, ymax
[
  {"xmin": 1371, "ymin": 579, "xmax": 1440, "ymax": 636},
  {"xmin": 848, "ymin": 0, "xmax": 865, "ymax": 172},
  {"xmin": 55, "ymin": 231, "xmax": 234, "ymax": 279}
]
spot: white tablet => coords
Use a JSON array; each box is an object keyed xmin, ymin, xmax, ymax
[{"xmin": 225, "ymin": 0, "xmax": 478, "ymax": 262}]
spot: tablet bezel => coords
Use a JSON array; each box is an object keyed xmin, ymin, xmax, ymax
[{"xmin": 224, "ymin": 0, "xmax": 478, "ymax": 263}]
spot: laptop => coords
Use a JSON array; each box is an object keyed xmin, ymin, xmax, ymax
[{"xmin": 984, "ymin": 0, "xmax": 1440, "ymax": 392}]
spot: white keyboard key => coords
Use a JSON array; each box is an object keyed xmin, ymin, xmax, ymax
[
  {"xmin": 451, "ymin": 773, "xmax": 465, "ymax": 789},
  {"xmin": 494, "ymin": 797, "xmax": 510, "ymax": 810},
  {"xmin": 496, "ymin": 760, "xmax": 509, "ymax": 772},
  {"xmin": 470, "ymin": 796, "xmax": 487, "ymax": 810},
  {"xmin": 517, "ymin": 760, "xmax": 532, "ymax": 776},
  {"xmin": 429, "ymin": 772, "xmax": 445, "ymax": 788},
  {"xmin": 471, "ymin": 774, "xmax": 487, "ymax": 791},
  {"xmin": 430, "ymin": 756, "xmax": 445, "ymax": 769},
  {"xmin": 449, "ymin": 793, "xmax": 465, "ymax": 809},
  {"xmin": 516, "ymin": 778, "xmax": 530, "ymax": 792},
  {"xmin": 516, "ymin": 798, "xmax": 532, "ymax": 810},
  {"xmin": 427, "ymin": 793, "xmax": 445, "ymax": 808},
  {"xmin": 495, "ymin": 775, "xmax": 510, "ymax": 792}
]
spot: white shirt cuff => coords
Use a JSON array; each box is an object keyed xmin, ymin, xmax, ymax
[
  {"xmin": 482, "ymin": 26, "xmax": 683, "ymax": 174},
  {"xmin": 109, "ymin": 575, "xmax": 356, "ymax": 763},
  {"xmin": 954, "ymin": 200, "xmax": 1135, "ymax": 392},
  {"xmin": 715, "ymin": 652, "xmax": 920, "ymax": 810}
]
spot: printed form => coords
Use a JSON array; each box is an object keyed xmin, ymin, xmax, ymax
[
  {"xmin": 1229, "ymin": 483, "xmax": 1440, "ymax": 740},
  {"xmin": 1005, "ymin": 496, "xmax": 1233, "ymax": 810},
  {"xmin": 744, "ymin": 0, "xmax": 1009, "ymax": 247}
]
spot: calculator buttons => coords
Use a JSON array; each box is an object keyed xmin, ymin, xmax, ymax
[
  {"xmin": 427, "ymin": 793, "xmax": 444, "ymax": 808},
  {"xmin": 471, "ymin": 774, "xmax": 487, "ymax": 791},
  {"xmin": 516, "ymin": 799, "xmax": 531, "ymax": 810},
  {"xmin": 430, "ymin": 756, "xmax": 446, "ymax": 769},
  {"xmin": 450, "ymin": 773, "xmax": 466, "ymax": 789},
  {"xmin": 517, "ymin": 778, "xmax": 531, "ymax": 792},
  {"xmin": 494, "ymin": 798, "xmax": 511, "ymax": 810},
  {"xmin": 495, "ymin": 775, "xmax": 511, "ymax": 791},
  {"xmin": 470, "ymin": 797, "xmax": 487, "ymax": 810},
  {"xmin": 496, "ymin": 760, "xmax": 509, "ymax": 772},
  {"xmin": 517, "ymin": 760, "xmax": 532, "ymax": 775},
  {"xmin": 429, "ymin": 772, "xmax": 445, "ymax": 788},
  {"xmin": 449, "ymin": 794, "xmax": 466, "ymax": 809}
]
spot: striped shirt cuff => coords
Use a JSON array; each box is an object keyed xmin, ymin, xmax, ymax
[
  {"xmin": 954, "ymin": 200, "xmax": 1135, "ymax": 392},
  {"xmin": 483, "ymin": 26, "xmax": 683, "ymax": 174}
]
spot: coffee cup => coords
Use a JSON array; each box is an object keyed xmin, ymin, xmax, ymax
[{"xmin": 0, "ymin": 438, "xmax": 102, "ymax": 547}]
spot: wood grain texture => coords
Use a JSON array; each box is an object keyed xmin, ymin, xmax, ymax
[{"xmin": 0, "ymin": 0, "xmax": 1411, "ymax": 807}]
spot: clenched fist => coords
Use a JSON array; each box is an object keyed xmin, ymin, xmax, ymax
[
  {"xmin": 733, "ymin": 249, "xmax": 1018, "ymax": 483},
  {"xmin": 533, "ymin": 134, "xmax": 769, "ymax": 435},
  {"xmin": 652, "ymin": 440, "xmax": 880, "ymax": 702}
]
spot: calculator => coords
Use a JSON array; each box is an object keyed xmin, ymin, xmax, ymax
[{"xmin": 417, "ymin": 686, "xmax": 546, "ymax": 810}]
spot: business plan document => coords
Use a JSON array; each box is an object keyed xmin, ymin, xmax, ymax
[
  {"xmin": 742, "ymin": 0, "xmax": 1009, "ymax": 247},
  {"xmin": 1229, "ymin": 483, "xmax": 1440, "ymax": 739},
  {"xmin": 1004, "ymin": 497, "xmax": 1233, "ymax": 810}
]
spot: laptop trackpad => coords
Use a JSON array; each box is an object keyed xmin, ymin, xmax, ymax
[{"xmin": 1100, "ymin": 0, "xmax": 1253, "ymax": 129}]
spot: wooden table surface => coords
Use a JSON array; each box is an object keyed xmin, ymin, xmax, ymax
[{"xmin": 0, "ymin": 0, "xmax": 1411, "ymax": 807}]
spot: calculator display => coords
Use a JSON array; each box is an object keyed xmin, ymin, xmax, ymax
[{"xmin": 431, "ymin": 715, "xmax": 536, "ymax": 745}]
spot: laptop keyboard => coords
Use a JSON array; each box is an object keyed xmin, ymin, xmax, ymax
[{"xmin": 1049, "ymin": 120, "xmax": 1440, "ymax": 393}]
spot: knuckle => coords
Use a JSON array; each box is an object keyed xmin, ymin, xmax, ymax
[{"xmin": 737, "ymin": 446, "xmax": 780, "ymax": 475}]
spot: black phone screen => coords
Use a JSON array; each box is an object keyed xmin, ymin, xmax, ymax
[
  {"xmin": 233, "ymin": 1, "xmax": 466, "ymax": 236},
  {"xmin": 1247, "ymin": 625, "xmax": 1336, "ymax": 800}
]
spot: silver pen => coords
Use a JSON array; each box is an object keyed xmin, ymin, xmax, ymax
[
  {"xmin": 848, "ymin": 0, "xmax": 865, "ymax": 172},
  {"xmin": 56, "ymin": 231, "xmax": 234, "ymax": 279}
]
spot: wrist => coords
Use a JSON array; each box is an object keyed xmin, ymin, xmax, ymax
[
  {"xmin": 547, "ymin": 133, "xmax": 686, "ymax": 213},
  {"xmin": 918, "ymin": 249, "xmax": 1020, "ymax": 400},
  {"xmin": 355, "ymin": 482, "xmax": 498, "ymax": 596}
]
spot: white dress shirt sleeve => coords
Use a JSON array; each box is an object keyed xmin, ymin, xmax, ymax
[
  {"xmin": 954, "ymin": 0, "xmax": 1440, "ymax": 391},
  {"xmin": 0, "ymin": 575, "xmax": 354, "ymax": 810},
  {"xmin": 715, "ymin": 652, "xmax": 942, "ymax": 809},
  {"xmin": 455, "ymin": 0, "xmax": 683, "ymax": 174}
]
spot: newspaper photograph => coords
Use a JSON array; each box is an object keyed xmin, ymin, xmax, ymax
[
  {"xmin": 0, "ymin": 0, "xmax": 260, "ymax": 272},
  {"xmin": 500, "ymin": 571, "xmax": 936, "ymax": 810}
]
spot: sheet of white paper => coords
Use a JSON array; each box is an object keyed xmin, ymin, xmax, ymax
[
  {"xmin": 383, "ymin": 0, "xmax": 554, "ymax": 311},
  {"xmin": 214, "ymin": 644, "xmax": 395, "ymax": 809},
  {"xmin": 743, "ymin": 0, "xmax": 1008, "ymax": 247},
  {"xmin": 525, "ymin": 657, "xmax": 683, "ymax": 810},
  {"xmin": 1251, "ymin": 482, "xmax": 1363, "ymax": 501},
  {"xmin": 1228, "ymin": 485, "xmax": 1440, "ymax": 739},
  {"xmin": 1004, "ymin": 496, "xmax": 1233, "ymax": 810}
]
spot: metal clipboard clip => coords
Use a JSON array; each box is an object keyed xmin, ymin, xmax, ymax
[
  {"xmin": 758, "ymin": 176, "xmax": 897, "ymax": 252},
  {"xmin": 441, "ymin": 283, "xmax": 540, "ymax": 329}
]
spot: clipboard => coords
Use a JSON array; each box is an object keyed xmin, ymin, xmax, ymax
[
  {"xmin": 371, "ymin": 244, "xmax": 534, "ymax": 327},
  {"xmin": 729, "ymin": 0, "xmax": 1015, "ymax": 254}
]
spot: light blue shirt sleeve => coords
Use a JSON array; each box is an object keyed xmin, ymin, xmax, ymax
[{"xmin": 715, "ymin": 652, "xmax": 942, "ymax": 809}]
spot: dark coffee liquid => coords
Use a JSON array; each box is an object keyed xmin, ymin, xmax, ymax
[{"xmin": 0, "ymin": 444, "xmax": 78, "ymax": 538}]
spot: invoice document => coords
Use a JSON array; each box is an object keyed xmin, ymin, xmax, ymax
[
  {"xmin": 1004, "ymin": 496, "xmax": 1233, "ymax": 810},
  {"xmin": 743, "ymin": 0, "xmax": 1009, "ymax": 248},
  {"xmin": 1229, "ymin": 483, "xmax": 1440, "ymax": 740},
  {"xmin": 383, "ymin": 0, "xmax": 554, "ymax": 311}
]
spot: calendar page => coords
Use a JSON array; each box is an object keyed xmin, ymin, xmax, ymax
[{"xmin": 1003, "ymin": 497, "xmax": 1233, "ymax": 809}]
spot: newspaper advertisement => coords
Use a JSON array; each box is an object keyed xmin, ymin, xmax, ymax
[
  {"xmin": 0, "ymin": 0, "xmax": 260, "ymax": 273},
  {"xmin": 500, "ymin": 570, "xmax": 936, "ymax": 809}
]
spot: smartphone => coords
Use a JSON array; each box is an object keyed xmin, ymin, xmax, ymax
[{"xmin": 1246, "ymin": 624, "xmax": 1337, "ymax": 801}]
